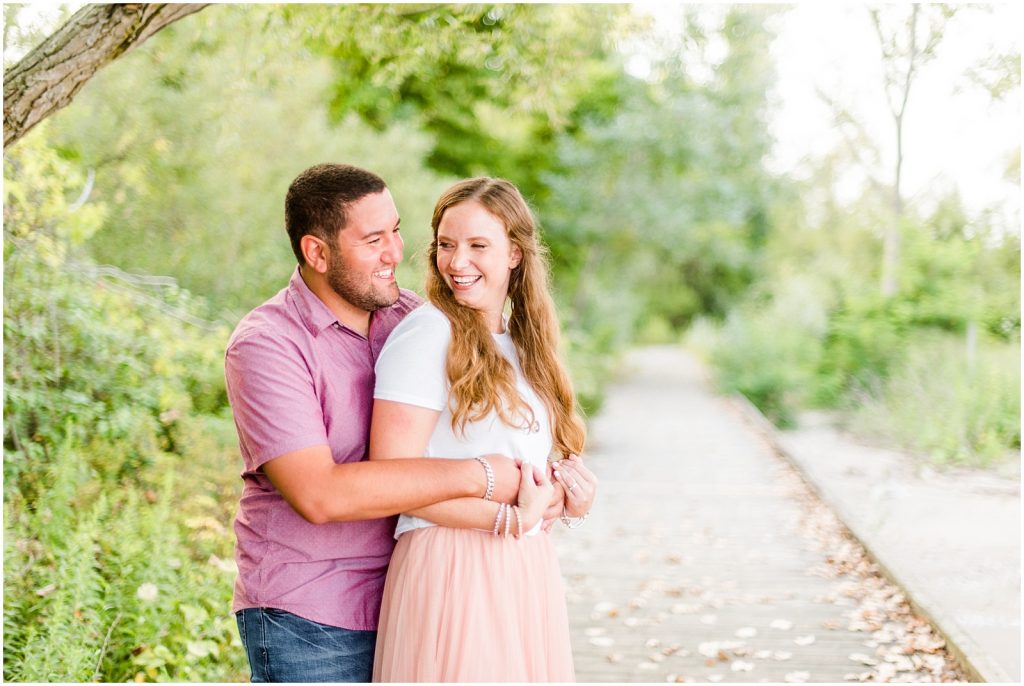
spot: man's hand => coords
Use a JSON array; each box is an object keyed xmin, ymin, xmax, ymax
[
  {"xmin": 540, "ymin": 477, "xmax": 565, "ymax": 532},
  {"xmin": 483, "ymin": 453, "xmax": 523, "ymax": 503}
]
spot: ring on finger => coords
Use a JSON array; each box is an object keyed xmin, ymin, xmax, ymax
[{"xmin": 568, "ymin": 480, "xmax": 578, "ymax": 493}]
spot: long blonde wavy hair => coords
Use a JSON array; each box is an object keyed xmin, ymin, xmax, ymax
[{"xmin": 426, "ymin": 178, "xmax": 586, "ymax": 459}]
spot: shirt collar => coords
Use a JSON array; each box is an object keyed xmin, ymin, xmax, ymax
[{"xmin": 287, "ymin": 267, "xmax": 341, "ymax": 337}]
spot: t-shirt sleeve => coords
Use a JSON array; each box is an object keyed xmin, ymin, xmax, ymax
[
  {"xmin": 225, "ymin": 331, "xmax": 328, "ymax": 472},
  {"xmin": 374, "ymin": 309, "xmax": 450, "ymax": 411}
]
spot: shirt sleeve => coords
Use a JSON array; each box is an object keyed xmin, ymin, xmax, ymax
[
  {"xmin": 374, "ymin": 308, "xmax": 450, "ymax": 411},
  {"xmin": 225, "ymin": 331, "xmax": 328, "ymax": 472}
]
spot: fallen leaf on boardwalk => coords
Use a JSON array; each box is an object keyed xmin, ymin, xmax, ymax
[
  {"xmin": 784, "ymin": 671, "xmax": 810, "ymax": 683},
  {"xmin": 733, "ymin": 646, "xmax": 753, "ymax": 657},
  {"xmin": 821, "ymin": 619, "xmax": 842, "ymax": 630},
  {"xmin": 731, "ymin": 660, "xmax": 754, "ymax": 672},
  {"xmin": 648, "ymin": 652, "xmax": 667, "ymax": 664},
  {"xmin": 629, "ymin": 597, "xmax": 648, "ymax": 609},
  {"xmin": 645, "ymin": 638, "xmax": 662, "ymax": 648},
  {"xmin": 662, "ymin": 643, "xmax": 683, "ymax": 656},
  {"xmin": 705, "ymin": 659, "xmax": 716, "ymax": 668},
  {"xmin": 876, "ymin": 663, "xmax": 897, "ymax": 680},
  {"xmin": 671, "ymin": 603, "xmax": 700, "ymax": 614},
  {"xmin": 606, "ymin": 653, "xmax": 623, "ymax": 664},
  {"xmin": 856, "ymin": 671, "xmax": 873, "ymax": 682},
  {"xmin": 707, "ymin": 674, "xmax": 723, "ymax": 683},
  {"xmin": 773, "ymin": 651, "xmax": 793, "ymax": 661},
  {"xmin": 697, "ymin": 643, "xmax": 719, "ymax": 658},
  {"xmin": 770, "ymin": 619, "xmax": 794, "ymax": 631},
  {"xmin": 588, "ymin": 637, "xmax": 615, "ymax": 647},
  {"xmin": 700, "ymin": 614, "xmax": 717, "ymax": 625},
  {"xmin": 735, "ymin": 627, "xmax": 757, "ymax": 638},
  {"xmin": 584, "ymin": 627, "xmax": 606, "ymax": 637},
  {"xmin": 910, "ymin": 635, "xmax": 946, "ymax": 653},
  {"xmin": 667, "ymin": 552, "xmax": 683, "ymax": 563},
  {"xmin": 794, "ymin": 634, "xmax": 816, "ymax": 646},
  {"xmin": 849, "ymin": 653, "xmax": 878, "ymax": 666}
]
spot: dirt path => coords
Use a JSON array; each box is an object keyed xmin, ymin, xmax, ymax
[{"xmin": 552, "ymin": 346, "xmax": 966, "ymax": 683}]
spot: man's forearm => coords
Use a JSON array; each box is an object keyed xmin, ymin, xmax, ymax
[{"xmin": 310, "ymin": 457, "xmax": 487, "ymax": 523}]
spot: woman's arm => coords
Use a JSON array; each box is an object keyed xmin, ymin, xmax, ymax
[{"xmin": 369, "ymin": 399, "xmax": 551, "ymax": 532}]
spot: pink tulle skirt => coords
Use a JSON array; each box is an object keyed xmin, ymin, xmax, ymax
[{"xmin": 373, "ymin": 525, "xmax": 575, "ymax": 682}]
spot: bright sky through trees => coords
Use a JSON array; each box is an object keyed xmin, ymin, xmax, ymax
[
  {"xmin": 9, "ymin": 2, "xmax": 1020, "ymax": 233},
  {"xmin": 769, "ymin": 3, "xmax": 1021, "ymax": 232}
]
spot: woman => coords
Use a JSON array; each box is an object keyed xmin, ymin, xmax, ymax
[{"xmin": 369, "ymin": 177, "xmax": 596, "ymax": 682}]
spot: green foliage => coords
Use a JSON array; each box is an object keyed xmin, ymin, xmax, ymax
[
  {"xmin": 41, "ymin": 4, "xmax": 455, "ymax": 317},
  {"xmin": 542, "ymin": 6, "xmax": 781, "ymax": 341},
  {"xmin": 696, "ymin": 277, "xmax": 827, "ymax": 428},
  {"xmin": 302, "ymin": 3, "xmax": 628, "ymax": 201},
  {"xmin": 815, "ymin": 292, "xmax": 912, "ymax": 405},
  {"xmin": 698, "ymin": 171, "xmax": 1021, "ymax": 462},
  {"xmin": 4, "ymin": 129, "xmax": 244, "ymax": 682},
  {"xmin": 848, "ymin": 333, "xmax": 1020, "ymax": 466}
]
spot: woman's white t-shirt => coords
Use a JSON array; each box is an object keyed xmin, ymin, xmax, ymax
[{"xmin": 374, "ymin": 303, "xmax": 553, "ymax": 538}]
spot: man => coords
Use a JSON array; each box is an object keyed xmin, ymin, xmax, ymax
[{"xmin": 224, "ymin": 164, "xmax": 528, "ymax": 682}]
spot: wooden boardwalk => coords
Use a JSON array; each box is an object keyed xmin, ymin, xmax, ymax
[{"xmin": 552, "ymin": 347, "xmax": 965, "ymax": 683}]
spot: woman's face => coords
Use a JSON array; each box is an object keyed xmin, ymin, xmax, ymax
[{"xmin": 435, "ymin": 200, "xmax": 522, "ymax": 332}]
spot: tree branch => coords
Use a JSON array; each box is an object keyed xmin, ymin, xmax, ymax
[{"xmin": 3, "ymin": 3, "xmax": 209, "ymax": 149}]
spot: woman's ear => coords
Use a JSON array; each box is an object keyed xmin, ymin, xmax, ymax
[
  {"xmin": 510, "ymin": 244, "xmax": 523, "ymax": 269},
  {"xmin": 300, "ymin": 235, "xmax": 329, "ymax": 273}
]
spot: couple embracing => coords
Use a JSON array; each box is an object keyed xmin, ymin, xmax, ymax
[{"xmin": 225, "ymin": 163, "xmax": 598, "ymax": 682}]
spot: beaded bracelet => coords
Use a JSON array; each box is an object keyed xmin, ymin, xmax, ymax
[
  {"xmin": 512, "ymin": 505, "xmax": 523, "ymax": 539},
  {"xmin": 504, "ymin": 503, "xmax": 512, "ymax": 538},
  {"xmin": 474, "ymin": 456, "xmax": 495, "ymax": 501},
  {"xmin": 560, "ymin": 506, "xmax": 589, "ymax": 530},
  {"xmin": 492, "ymin": 503, "xmax": 505, "ymax": 536}
]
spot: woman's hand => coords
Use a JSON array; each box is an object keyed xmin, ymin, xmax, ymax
[
  {"xmin": 516, "ymin": 463, "xmax": 554, "ymax": 534},
  {"xmin": 551, "ymin": 454, "xmax": 597, "ymax": 518}
]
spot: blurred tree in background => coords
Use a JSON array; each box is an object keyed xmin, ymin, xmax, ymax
[{"xmin": 3, "ymin": 2, "xmax": 1019, "ymax": 680}]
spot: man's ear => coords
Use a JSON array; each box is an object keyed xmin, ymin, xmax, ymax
[{"xmin": 300, "ymin": 235, "xmax": 329, "ymax": 274}]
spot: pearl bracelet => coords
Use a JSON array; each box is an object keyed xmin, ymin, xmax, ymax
[
  {"xmin": 492, "ymin": 503, "xmax": 506, "ymax": 536},
  {"xmin": 560, "ymin": 506, "xmax": 589, "ymax": 530},
  {"xmin": 474, "ymin": 456, "xmax": 495, "ymax": 501}
]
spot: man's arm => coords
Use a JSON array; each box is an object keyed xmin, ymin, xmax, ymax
[
  {"xmin": 262, "ymin": 448, "xmax": 521, "ymax": 524},
  {"xmin": 225, "ymin": 330, "xmax": 520, "ymax": 525},
  {"xmin": 367, "ymin": 398, "xmax": 551, "ymax": 532}
]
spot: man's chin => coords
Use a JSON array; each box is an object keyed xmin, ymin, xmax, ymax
[{"xmin": 373, "ymin": 284, "xmax": 401, "ymax": 309}]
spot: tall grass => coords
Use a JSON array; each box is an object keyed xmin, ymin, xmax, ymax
[{"xmin": 847, "ymin": 333, "xmax": 1021, "ymax": 466}]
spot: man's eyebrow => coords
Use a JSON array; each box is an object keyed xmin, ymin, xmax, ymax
[{"xmin": 361, "ymin": 218, "xmax": 401, "ymax": 240}]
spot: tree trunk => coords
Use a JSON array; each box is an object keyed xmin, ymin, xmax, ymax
[{"xmin": 4, "ymin": 3, "xmax": 208, "ymax": 149}]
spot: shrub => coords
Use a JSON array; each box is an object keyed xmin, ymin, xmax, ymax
[
  {"xmin": 847, "ymin": 333, "xmax": 1020, "ymax": 466},
  {"xmin": 4, "ymin": 127, "xmax": 244, "ymax": 681}
]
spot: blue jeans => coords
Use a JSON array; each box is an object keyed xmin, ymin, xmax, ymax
[{"xmin": 235, "ymin": 608, "xmax": 376, "ymax": 682}]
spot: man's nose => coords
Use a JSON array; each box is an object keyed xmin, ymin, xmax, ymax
[{"xmin": 383, "ymin": 231, "xmax": 403, "ymax": 264}]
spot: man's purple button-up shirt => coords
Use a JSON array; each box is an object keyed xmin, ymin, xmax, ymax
[{"xmin": 224, "ymin": 267, "xmax": 421, "ymax": 629}]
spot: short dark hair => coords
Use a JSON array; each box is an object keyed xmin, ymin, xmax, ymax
[{"xmin": 284, "ymin": 163, "xmax": 387, "ymax": 264}]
